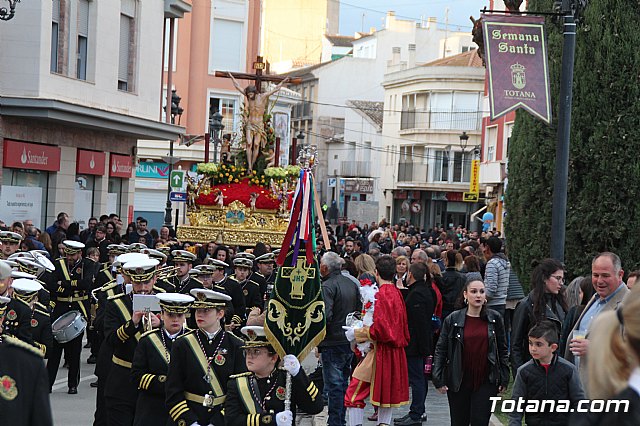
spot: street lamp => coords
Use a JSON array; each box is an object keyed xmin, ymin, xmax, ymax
[
  {"xmin": 459, "ymin": 131, "xmax": 469, "ymax": 152},
  {"xmin": 0, "ymin": 0, "xmax": 21, "ymax": 21},
  {"xmin": 208, "ymin": 110, "xmax": 224, "ymax": 163},
  {"xmin": 163, "ymin": 90, "xmax": 183, "ymax": 229}
]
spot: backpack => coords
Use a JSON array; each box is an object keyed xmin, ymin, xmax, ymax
[{"xmin": 431, "ymin": 281, "xmax": 443, "ymax": 331}]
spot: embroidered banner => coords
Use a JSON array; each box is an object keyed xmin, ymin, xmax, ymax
[{"xmin": 482, "ymin": 14, "xmax": 552, "ymax": 124}]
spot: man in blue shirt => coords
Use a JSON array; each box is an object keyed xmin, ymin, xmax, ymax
[{"xmin": 564, "ymin": 252, "xmax": 629, "ymax": 386}]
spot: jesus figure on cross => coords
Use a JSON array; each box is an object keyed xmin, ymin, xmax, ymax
[{"xmin": 229, "ymin": 73, "xmax": 290, "ymax": 173}]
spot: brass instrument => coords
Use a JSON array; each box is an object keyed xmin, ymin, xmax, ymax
[
  {"xmin": 142, "ymin": 308, "xmax": 154, "ymax": 332},
  {"xmin": 157, "ymin": 265, "xmax": 178, "ymax": 280}
]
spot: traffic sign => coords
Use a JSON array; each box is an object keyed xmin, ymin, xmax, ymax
[
  {"xmin": 169, "ymin": 191, "xmax": 187, "ymax": 202},
  {"xmin": 170, "ymin": 170, "xmax": 186, "ymax": 191},
  {"xmin": 463, "ymin": 192, "xmax": 479, "ymax": 202}
]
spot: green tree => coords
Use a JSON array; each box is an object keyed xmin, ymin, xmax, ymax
[{"xmin": 505, "ymin": 0, "xmax": 640, "ymax": 288}]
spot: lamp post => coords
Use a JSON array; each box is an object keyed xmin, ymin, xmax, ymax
[
  {"xmin": 0, "ymin": 0, "xmax": 21, "ymax": 21},
  {"xmin": 208, "ymin": 111, "xmax": 224, "ymax": 163},
  {"xmin": 459, "ymin": 131, "xmax": 469, "ymax": 152},
  {"xmin": 163, "ymin": 90, "xmax": 183, "ymax": 229}
]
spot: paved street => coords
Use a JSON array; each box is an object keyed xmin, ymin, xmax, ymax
[{"xmin": 49, "ymin": 344, "xmax": 457, "ymax": 426}]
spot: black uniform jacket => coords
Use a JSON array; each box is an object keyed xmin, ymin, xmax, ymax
[
  {"xmin": 2, "ymin": 298, "xmax": 34, "ymax": 344},
  {"xmin": 214, "ymin": 276, "xmax": 245, "ymax": 326},
  {"xmin": 31, "ymin": 302, "xmax": 53, "ymax": 358},
  {"xmin": 159, "ymin": 275, "xmax": 203, "ymax": 294},
  {"xmin": 231, "ymin": 274, "xmax": 263, "ymax": 316},
  {"xmin": 0, "ymin": 335, "xmax": 53, "ymax": 426},
  {"xmin": 224, "ymin": 367, "xmax": 324, "ymax": 426},
  {"xmin": 165, "ymin": 329, "xmax": 246, "ymax": 426},
  {"xmin": 104, "ymin": 292, "xmax": 143, "ymax": 400},
  {"xmin": 132, "ymin": 327, "xmax": 188, "ymax": 426},
  {"xmin": 47, "ymin": 257, "xmax": 99, "ymax": 321}
]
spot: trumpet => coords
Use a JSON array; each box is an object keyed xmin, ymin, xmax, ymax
[
  {"xmin": 157, "ymin": 265, "xmax": 178, "ymax": 280},
  {"xmin": 142, "ymin": 308, "xmax": 154, "ymax": 332}
]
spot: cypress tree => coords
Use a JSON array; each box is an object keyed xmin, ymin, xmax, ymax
[{"xmin": 505, "ymin": 0, "xmax": 640, "ymax": 287}]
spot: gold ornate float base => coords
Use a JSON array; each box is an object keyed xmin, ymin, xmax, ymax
[{"xmin": 177, "ymin": 200, "xmax": 288, "ymax": 247}]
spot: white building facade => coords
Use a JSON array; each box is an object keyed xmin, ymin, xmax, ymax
[
  {"xmin": 0, "ymin": 0, "xmax": 184, "ymax": 229},
  {"xmin": 380, "ymin": 50, "xmax": 485, "ymax": 229},
  {"xmin": 285, "ymin": 12, "xmax": 473, "ymax": 223}
]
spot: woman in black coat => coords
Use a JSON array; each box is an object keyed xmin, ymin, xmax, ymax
[
  {"xmin": 433, "ymin": 279, "xmax": 509, "ymax": 426},
  {"xmin": 511, "ymin": 258, "xmax": 568, "ymax": 373}
]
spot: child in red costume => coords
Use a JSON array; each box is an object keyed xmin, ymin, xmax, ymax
[{"xmin": 344, "ymin": 255, "xmax": 410, "ymax": 425}]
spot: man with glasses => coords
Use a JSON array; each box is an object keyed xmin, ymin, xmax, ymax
[{"xmin": 225, "ymin": 326, "xmax": 324, "ymax": 426}]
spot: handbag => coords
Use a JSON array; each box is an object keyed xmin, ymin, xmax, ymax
[{"xmin": 423, "ymin": 355, "xmax": 433, "ymax": 376}]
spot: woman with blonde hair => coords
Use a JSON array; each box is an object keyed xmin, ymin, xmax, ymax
[
  {"xmin": 394, "ymin": 255, "xmax": 410, "ymax": 298},
  {"xmin": 354, "ymin": 253, "xmax": 376, "ymax": 278}
]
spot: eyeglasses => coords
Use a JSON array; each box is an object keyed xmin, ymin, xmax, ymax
[
  {"xmin": 243, "ymin": 348, "xmax": 269, "ymax": 358},
  {"xmin": 551, "ymin": 275, "xmax": 565, "ymax": 283}
]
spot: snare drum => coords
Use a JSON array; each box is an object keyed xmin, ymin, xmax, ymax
[{"xmin": 52, "ymin": 310, "xmax": 87, "ymax": 343}]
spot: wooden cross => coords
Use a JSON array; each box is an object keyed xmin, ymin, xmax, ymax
[{"xmin": 215, "ymin": 56, "xmax": 301, "ymax": 93}]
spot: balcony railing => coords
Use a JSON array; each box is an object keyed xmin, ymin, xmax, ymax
[
  {"xmin": 400, "ymin": 109, "xmax": 482, "ymax": 131},
  {"xmin": 340, "ymin": 161, "xmax": 371, "ymax": 177}
]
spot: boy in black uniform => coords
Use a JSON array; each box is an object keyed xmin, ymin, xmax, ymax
[
  {"xmin": 0, "ymin": 295, "xmax": 53, "ymax": 426},
  {"xmin": 208, "ymin": 259, "xmax": 245, "ymax": 330},
  {"xmin": 232, "ymin": 256, "xmax": 263, "ymax": 317},
  {"xmin": 46, "ymin": 240, "xmax": 99, "ymax": 394},
  {"xmin": 104, "ymin": 258, "xmax": 161, "ymax": 426},
  {"xmin": 165, "ymin": 289, "xmax": 246, "ymax": 426},
  {"xmin": 225, "ymin": 326, "xmax": 324, "ymax": 426},
  {"xmin": 11, "ymin": 278, "xmax": 53, "ymax": 358},
  {"xmin": 254, "ymin": 252, "xmax": 276, "ymax": 303},
  {"xmin": 132, "ymin": 292, "xmax": 193, "ymax": 426}
]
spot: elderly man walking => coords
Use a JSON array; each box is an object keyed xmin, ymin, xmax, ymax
[{"xmin": 319, "ymin": 251, "xmax": 361, "ymax": 426}]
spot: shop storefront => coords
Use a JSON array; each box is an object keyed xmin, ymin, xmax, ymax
[
  {"xmin": 134, "ymin": 161, "xmax": 170, "ymax": 229},
  {"xmin": 75, "ymin": 149, "xmax": 106, "ymax": 229},
  {"xmin": 0, "ymin": 140, "xmax": 61, "ymax": 228},
  {"xmin": 109, "ymin": 153, "xmax": 134, "ymax": 218}
]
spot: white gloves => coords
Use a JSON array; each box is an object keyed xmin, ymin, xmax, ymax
[
  {"xmin": 276, "ymin": 410, "xmax": 293, "ymax": 426},
  {"xmin": 343, "ymin": 326, "xmax": 355, "ymax": 342},
  {"xmin": 190, "ymin": 423, "xmax": 201, "ymax": 426},
  {"xmin": 282, "ymin": 354, "xmax": 301, "ymax": 376}
]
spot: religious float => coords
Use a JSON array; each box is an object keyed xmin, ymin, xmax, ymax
[{"xmin": 176, "ymin": 64, "xmax": 302, "ymax": 247}]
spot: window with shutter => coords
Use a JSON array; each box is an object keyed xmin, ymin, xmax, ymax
[
  {"xmin": 51, "ymin": 0, "xmax": 61, "ymax": 73},
  {"xmin": 77, "ymin": 0, "xmax": 89, "ymax": 80},
  {"xmin": 118, "ymin": 14, "xmax": 131, "ymax": 91}
]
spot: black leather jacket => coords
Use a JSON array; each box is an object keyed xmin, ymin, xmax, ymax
[
  {"xmin": 432, "ymin": 307, "xmax": 510, "ymax": 392},
  {"xmin": 318, "ymin": 270, "xmax": 361, "ymax": 348}
]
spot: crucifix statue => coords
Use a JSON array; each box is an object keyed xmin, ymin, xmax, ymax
[{"xmin": 215, "ymin": 57, "xmax": 300, "ymax": 173}]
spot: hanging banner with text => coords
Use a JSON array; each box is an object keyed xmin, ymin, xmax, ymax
[{"xmin": 482, "ymin": 14, "xmax": 552, "ymax": 124}]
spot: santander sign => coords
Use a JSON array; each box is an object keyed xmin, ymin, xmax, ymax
[
  {"xmin": 109, "ymin": 153, "xmax": 133, "ymax": 178},
  {"xmin": 3, "ymin": 140, "xmax": 61, "ymax": 172}
]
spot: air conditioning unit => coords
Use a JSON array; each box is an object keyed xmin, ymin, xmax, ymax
[{"xmin": 485, "ymin": 186, "xmax": 495, "ymax": 198}]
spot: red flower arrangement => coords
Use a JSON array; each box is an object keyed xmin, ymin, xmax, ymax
[{"xmin": 195, "ymin": 178, "xmax": 292, "ymax": 210}]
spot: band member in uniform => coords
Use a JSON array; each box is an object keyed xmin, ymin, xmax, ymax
[
  {"xmin": 0, "ymin": 295, "xmax": 54, "ymax": 426},
  {"xmin": 11, "ymin": 278, "xmax": 53, "ymax": 358},
  {"xmin": 193, "ymin": 264, "xmax": 216, "ymax": 290},
  {"xmin": 254, "ymin": 253, "xmax": 276, "ymax": 303},
  {"xmin": 160, "ymin": 250, "xmax": 202, "ymax": 294},
  {"xmin": 15, "ymin": 257, "xmax": 52, "ymax": 310},
  {"xmin": 141, "ymin": 248, "xmax": 168, "ymax": 267},
  {"xmin": 0, "ymin": 231, "xmax": 23, "ymax": 260},
  {"xmin": 225, "ymin": 326, "xmax": 324, "ymax": 426},
  {"xmin": 104, "ymin": 258, "xmax": 161, "ymax": 426},
  {"xmin": 165, "ymin": 289, "xmax": 246, "ymax": 426},
  {"xmin": 132, "ymin": 293, "xmax": 193, "ymax": 426},
  {"xmin": 46, "ymin": 240, "xmax": 98, "ymax": 394},
  {"xmin": 0, "ymin": 260, "xmax": 33, "ymax": 344},
  {"xmin": 232, "ymin": 257, "xmax": 263, "ymax": 317},
  {"xmin": 92, "ymin": 253, "xmax": 133, "ymax": 426},
  {"xmin": 208, "ymin": 259, "xmax": 245, "ymax": 330}
]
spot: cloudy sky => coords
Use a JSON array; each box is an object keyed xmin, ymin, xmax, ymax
[{"xmin": 338, "ymin": 0, "xmax": 490, "ymax": 35}]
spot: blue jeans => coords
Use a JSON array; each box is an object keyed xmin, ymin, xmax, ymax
[
  {"xmin": 407, "ymin": 356, "xmax": 429, "ymax": 420},
  {"xmin": 321, "ymin": 344, "xmax": 353, "ymax": 426}
]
